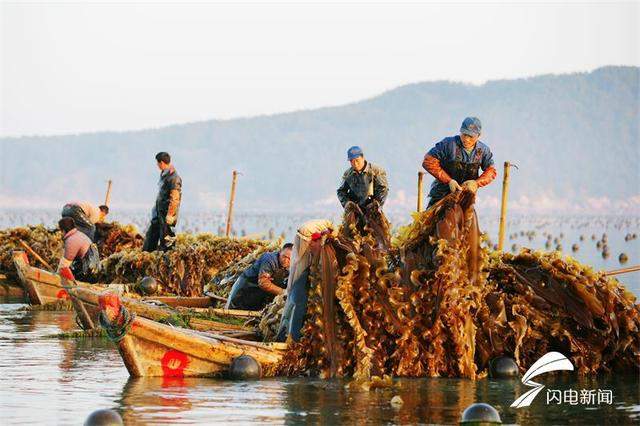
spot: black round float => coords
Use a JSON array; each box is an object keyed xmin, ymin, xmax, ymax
[
  {"xmin": 228, "ymin": 355, "xmax": 262, "ymax": 380},
  {"xmin": 460, "ymin": 403, "xmax": 502, "ymax": 425},
  {"xmin": 84, "ymin": 409, "xmax": 123, "ymax": 426},
  {"xmin": 138, "ymin": 276, "xmax": 158, "ymax": 295},
  {"xmin": 489, "ymin": 356, "xmax": 518, "ymax": 379},
  {"xmin": 619, "ymin": 253, "xmax": 629, "ymax": 264}
]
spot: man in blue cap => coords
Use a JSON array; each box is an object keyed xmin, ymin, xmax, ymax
[
  {"xmin": 422, "ymin": 117, "xmax": 496, "ymax": 207},
  {"xmin": 337, "ymin": 146, "xmax": 389, "ymax": 209}
]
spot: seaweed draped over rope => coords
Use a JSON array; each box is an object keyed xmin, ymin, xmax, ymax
[{"xmin": 276, "ymin": 190, "xmax": 640, "ymax": 379}]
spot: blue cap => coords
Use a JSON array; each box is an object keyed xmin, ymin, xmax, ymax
[
  {"xmin": 347, "ymin": 146, "xmax": 364, "ymax": 160},
  {"xmin": 460, "ymin": 117, "xmax": 482, "ymax": 137}
]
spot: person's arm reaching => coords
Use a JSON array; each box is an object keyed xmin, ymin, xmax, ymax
[
  {"xmin": 57, "ymin": 241, "xmax": 79, "ymax": 271},
  {"xmin": 258, "ymin": 272, "xmax": 284, "ymax": 296},
  {"xmin": 257, "ymin": 257, "xmax": 284, "ymax": 296},
  {"xmin": 336, "ymin": 173, "xmax": 350, "ymax": 207},
  {"xmin": 476, "ymin": 147, "xmax": 497, "ymax": 187},
  {"xmin": 422, "ymin": 140, "xmax": 453, "ymax": 184},
  {"xmin": 423, "ymin": 155, "xmax": 453, "ymax": 184}
]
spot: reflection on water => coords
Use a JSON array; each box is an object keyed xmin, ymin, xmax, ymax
[{"xmin": 0, "ymin": 302, "xmax": 638, "ymax": 425}]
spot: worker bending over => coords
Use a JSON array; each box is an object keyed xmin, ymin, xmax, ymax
[
  {"xmin": 57, "ymin": 217, "xmax": 101, "ymax": 281},
  {"xmin": 226, "ymin": 243, "xmax": 293, "ymax": 311},
  {"xmin": 61, "ymin": 201, "xmax": 109, "ymax": 241}
]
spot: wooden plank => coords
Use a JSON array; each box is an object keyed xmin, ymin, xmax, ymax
[
  {"xmin": 143, "ymin": 296, "xmax": 214, "ymax": 309},
  {"xmin": 186, "ymin": 307, "xmax": 262, "ymax": 318}
]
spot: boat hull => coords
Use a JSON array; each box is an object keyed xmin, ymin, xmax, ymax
[{"xmin": 100, "ymin": 295, "xmax": 286, "ymax": 378}]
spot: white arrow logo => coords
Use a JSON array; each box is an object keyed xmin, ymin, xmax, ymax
[{"xmin": 511, "ymin": 352, "xmax": 574, "ymax": 408}]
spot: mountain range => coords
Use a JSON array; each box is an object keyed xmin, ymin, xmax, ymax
[{"xmin": 1, "ymin": 66, "xmax": 638, "ymax": 216}]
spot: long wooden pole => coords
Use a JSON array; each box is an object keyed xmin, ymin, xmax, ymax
[
  {"xmin": 417, "ymin": 171, "xmax": 424, "ymax": 212},
  {"xmin": 604, "ymin": 265, "xmax": 640, "ymax": 276},
  {"xmin": 18, "ymin": 240, "xmax": 53, "ymax": 271},
  {"xmin": 497, "ymin": 161, "xmax": 511, "ymax": 251},
  {"xmin": 225, "ymin": 170, "xmax": 238, "ymax": 237},
  {"xmin": 62, "ymin": 277, "xmax": 96, "ymax": 330},
  {"xmin": 104, "ymin": 179, "xmax": 113, "ymax": 206}
]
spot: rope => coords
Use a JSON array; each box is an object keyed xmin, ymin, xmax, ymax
[
  {"xmin": 75, "ymin": 314, "xmax": 87, "ymax": 331},
  {"xmin": 99, "ymin": 305, "xmax": 135, "ymax": 342}
]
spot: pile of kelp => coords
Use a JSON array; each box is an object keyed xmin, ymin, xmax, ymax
[
  {"xmin": 204, "ymin": 239, "xmax": 282, "ymax": 298},
  {"xmin": 0, "ymin": 225, "xmax": 62, "ymax": 273},
  {"xmin": 94, "ymin": 222, "xmax": 143, "ymax": 257},
  {"xmin": 276, "ymin": 191, "xmax": 640, "ymax": 380},
  {"xmin": 0, "ymin": 222, "xmax": 142, "ymax": 278},
  {"xmin": 100, "ymin": 234, "xmax": 267, "ymax": 296}
]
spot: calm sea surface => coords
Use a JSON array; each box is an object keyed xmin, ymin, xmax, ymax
[{"xmin": 1, "ymin": 212, "xmax": 638, "ymax": 424}]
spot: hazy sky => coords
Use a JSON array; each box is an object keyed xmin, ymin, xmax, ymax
[{"xmin": 1, "ymin": 1, "xmax": 638, "ymax": 137}]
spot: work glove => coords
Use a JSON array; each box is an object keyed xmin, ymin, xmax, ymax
[
  {"xmin": 461, "ymin": 180, "xmax": 479, "ymax": 193},
  {"xmin": 448, "ymin": 180, "xmax": 462, "ymax": 193},
  {"xmin": 165, "ymin": 214, "xmax": 176, "ymax": 226}
]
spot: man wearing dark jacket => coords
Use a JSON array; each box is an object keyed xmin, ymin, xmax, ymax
[
  {"xmin": 226, "ymin": 244, "xmax": 293, "ymax": 311},
  {"xmin": 143, "ymin": 152, "xmax": 182, "ymax": 252},
  {"xmin": 337, "ymin": 146, "xmax": 389, "ymax": 209},
  {"xmin": 422, "ymin": 117, "xmax": 497, "ymax": 208}
]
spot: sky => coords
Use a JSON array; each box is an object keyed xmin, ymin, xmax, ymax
[{"xmin": 1, "ymin": 1, "xmax": 638, "ymax": 137}]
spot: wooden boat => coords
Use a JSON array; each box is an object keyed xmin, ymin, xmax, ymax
[
  {"xmin": 63, "ymin": 279, "xmax": 253, "ymax": 335},
  {"xmin": 12, "ymin": 251, "xmax": 254, "ymax": 335},
  {"xmin": 100, "ymin": 293, "xmax": 287, "ymax": 377},
  {"xmin": 13, "ymin": 251, "xmax": 106, "ymax": 305}
]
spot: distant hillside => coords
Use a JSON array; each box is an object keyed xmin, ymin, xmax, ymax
[{"xmin": 1, "ymin": 66, "xmax": 639, "ymax": 215}]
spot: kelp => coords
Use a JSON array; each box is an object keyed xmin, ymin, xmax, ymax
[
  {"xmin": 254, "ymin": 293, "xmax": 287, "ymax": 341},
  {"xmin": 0, "ymin": 222, "xmax": 266, "ymax": 297},
  {"xmin": 482, "ymin": 249, "xmax": 640, "ymax": 374},
  {"xmin": 99, "ymin": 234, "xmax": 267, "ymax": 296},
  {"xmin": 94, "ymin": 222, "xmax": 143, "ymax": 257},
  {"xmin": 0, "ymin": 225, "xmax": 63, "ymax": 274},
  {"xmin": 0, "ymin": 222, "xmax": 142, "ymax": 277},
  {"xmin": 19, "ymin": 299, "xmax": 74, "ymax": 311},
  {"xmin": 277, "ymin": 190, "xmax": 640, "ymax": 379}
]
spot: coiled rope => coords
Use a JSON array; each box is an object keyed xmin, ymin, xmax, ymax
[{"xmin": 99, "ymin": 306, "xmax": 135, "ymax": 342}]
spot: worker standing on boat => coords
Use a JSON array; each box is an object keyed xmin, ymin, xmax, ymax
[
  {"xmin": 337, "ymin": 146, "xmax": 388, "ymax": 211},
  {"xmin": 60, "ymin": 201, "xmax": 109, "ymax": 241},
  {"xmin": 225, "ymin": 243, "xmax": 293, "ymax": 311},
  {"xmin": 276, "ymin": 219, "xmax": 335, "ymax": 342},
  {"xmin": 422, "ymin": 117, "xmax": 497, "ymax": 208},
  {"xmin": 57, "ymin": 217, "xmax": 101, "ymax": 280},
  {"xmin": 143, "ymin": 152, "xmax": 182, "ymax": 252}
]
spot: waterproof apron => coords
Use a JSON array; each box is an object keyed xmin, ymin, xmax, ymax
[
  {"xmin": 275, "ymin": 232, "xmax": 312, "ymax": 342},
  {"xmin": 428, "ymin": 147, "xmax": 481, "ymax": 207}
]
